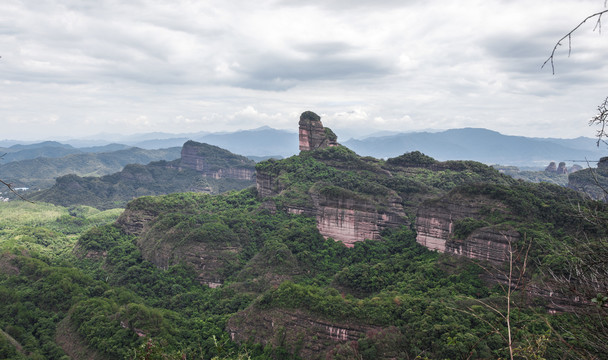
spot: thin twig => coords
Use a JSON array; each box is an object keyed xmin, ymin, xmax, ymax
[
  {"xmin": 542, "ymin": 9, "xmax": 608, "ymax": 74},
  {"xmin": 0, "ymin": 178, "xmax": 33, "ymax": 203}
]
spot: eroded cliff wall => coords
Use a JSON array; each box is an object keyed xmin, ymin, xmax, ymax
[
  {"xmin": 116, "ymin": 207, "xmax": 241, "ymax": 288},
  {"xmin": 227, "ymin": 308, "xmax": 381, "ymax": 360},
  {"xmin": 179, "ymin": 140, "xmax": 255, "ymax": 181},
  {"xmin": 415, "ymin": 193, "xmax": 520, "ymax": 263}
]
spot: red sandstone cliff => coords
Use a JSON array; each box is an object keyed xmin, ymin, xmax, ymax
[{"xmin": 415, "ymin": 192, "xmax": 520, "ymax": 263}]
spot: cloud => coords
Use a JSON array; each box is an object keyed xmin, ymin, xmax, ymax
[{"xmin": 1, "ymin": 0, "xmax": 608, "ymax": 141}]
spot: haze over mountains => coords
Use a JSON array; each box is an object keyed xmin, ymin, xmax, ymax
[{"xmin": 2, "ymin": 127, "xmax": 603, "ymax": 168}]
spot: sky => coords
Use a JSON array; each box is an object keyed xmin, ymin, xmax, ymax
[{"xmin": 1, "ymin": 0, "xmax": 608, "ymax": 141}]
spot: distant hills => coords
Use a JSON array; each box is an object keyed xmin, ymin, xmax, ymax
[
  {"xmin": 0, "ymin": 141, "xmax": 133, "ymax": 163},
  {"xmin": 1, "ymin": 127, "xmax": 605, "ymax": 173},
  {"xmin": 31, "ymin": 141, "xmax": 256, "ymax": 210},
  {"xmin": 342, "ymin": 128, "xmax": 605, "ymax": 168},
  {"xmin": 0, "ymin": 147, "xmax": 182, "ymax": 189}
]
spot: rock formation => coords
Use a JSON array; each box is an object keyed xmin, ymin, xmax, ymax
[
  {"xmin": 179, "ymin": 140, "xmax": 255, "ymax": 180},
  {"xmin": 568, "ymin": 157, "xmax": 608, "ymax": 201},
  {"xmin": 257, "ymin": 173, "xmax": 406, "ymax": 246},
  {"xmin": 556, "ymin": 161, "xmax": 568, "ymax": 174},
  {"xmin": 415, "ymin": 193, "xmax": 520, "ymax": 263},
  {"xmin": 299, "ymin": 111, "xmax": 338, "ymax": 151},
  {"xmin": 116, "ymin": 206, "xmax": 241, "ymax": 287},
  {"xmin": 227, "ymin": 308, "xmax": 381, "ymax": 359},
  {"xmin": 544, "ymin": 162, "xmax": 557, "ymax": 173}
]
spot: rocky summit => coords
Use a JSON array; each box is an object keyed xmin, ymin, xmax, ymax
[{"xmin": 298, "ymin": 111, "xmax": 339, "ymax": 151}]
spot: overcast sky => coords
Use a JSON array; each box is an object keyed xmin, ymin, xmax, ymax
[{"xmin": 1, "ymin": 0, "xmax": 608, "ymax": 141}]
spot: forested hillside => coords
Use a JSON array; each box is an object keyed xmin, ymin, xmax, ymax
[{"xmin": 1, "ymin": 138, "xmax": 607, "ymax": 359}]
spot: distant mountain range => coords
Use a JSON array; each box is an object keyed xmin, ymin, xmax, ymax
[
  {"xmin": 342, "ymin": 128, "xmax": 605, "ymax": 168},
  {"xmin": 1, "ymin": 127, "xmax": 605, "ymax": 169},
  {"xmin": 0, "ymin": 147, "xmax": 182, "ymax": 189},
  {"xmin": 31, "ymin": 141, "xmax": 256, "ymax": 210}
]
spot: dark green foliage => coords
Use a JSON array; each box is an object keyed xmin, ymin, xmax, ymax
[
  {"xmin": 31, "ymin": 160, "xmax": 254, "ymax": 210},
  {"xmin": 452, "ymin": 218, "xmax": 490, "ymax": 239},
  {"xmin": 2, "ymin": 143, "xmax": 607, "ymax": 359},
  {"xmin": 324, "ymin": 127, "xmax": 338, "ymax": 142},
  {"xmin": 385, "ymin": 151, "xmax": 437, "ymax": 167}
]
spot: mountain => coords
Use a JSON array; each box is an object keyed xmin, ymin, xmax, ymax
[
  {"xmin": 1, "ymin": 112, "xmax": 606, "ymax": 359},
  {"xmin": 0, "ymin": 141, "xmax": 134, "ymax": 163},
  {"xmin": 31, "ymin": 141, "xmax": 256, "ymax": 209},
  {"xmin": 4, "ymin": 127, "xmax": 602, "ymax": 167},
  {"xmin": 343, "ymin": 128, "xmax": 604, "ymax": 167},
  {"xmin": 0, "ymin": 147, "xmax": 182, "ymax": 189}
]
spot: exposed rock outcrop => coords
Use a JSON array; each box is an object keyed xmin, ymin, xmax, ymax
[
  {"xmin": 544, "ymin": 162, "xmax": 557, "ymax": 173},
  {"xmin": 227, "ymin": 308, "xmax": 381, "ymax": 360},
  {"xmin": 178, "ymin": 140, "xmax": 255, "ymax": 180},
  {"xmin": 116, "ymin": 207, "xmax": 241, "ymax": 287},
  {"xmin": 256, "ymin": 172, "xmax": 407, "ymax": 247},
  {"xmin": 415, "ymin": 193, "xmax": 520, "ymax": 263},
  {"xmin": 312, "ymin": 192, "xmax": 406, "ymax": 247},
  {"xmin": 556, "ymin": 161, "xmax": 568, "ymax": 175},
  {"xmin": 569, "ymin": 164, "xmax": 582, "ymax": 173},
  {"xmin": 568, "ymin": 157, "xmax": 608, "ymax": 201},
  {"xmin": 299, "ymin": 111, "xmax": 338, "ymax": 151}
]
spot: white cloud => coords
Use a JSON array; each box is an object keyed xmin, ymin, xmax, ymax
[{"xmin": 1, "ymin": 0, "xmax": 607, "ymax": 141}]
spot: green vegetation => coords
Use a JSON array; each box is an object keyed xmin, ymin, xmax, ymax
[
  {"xmin": 0, "ymin": 147, "xmax": 182, "ymax": 190},
  {"xmin": 0, "ymin": 146, "xmax": 606, "ymax": 359},
  {"xmin": 30, "ymin": 160, "xmax": 254, "ymax": 210}
]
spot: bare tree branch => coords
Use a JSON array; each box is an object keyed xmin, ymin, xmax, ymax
[
  {"xmin": 589, "ymin": 96, "xmax": 608, "ymax": 147},
  {"xmin": 542, "ymin": 9, "xmax": 608, "ymax": 74},
  {"xmin": 0, "ymin": 153, "xmax": 33, "ymax": 203},
  {"xmin": 0, "ymin": 178, "xmax": 32, "ymax": 203}
]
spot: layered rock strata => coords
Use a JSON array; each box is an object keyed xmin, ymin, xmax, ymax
[
  {"xmin": 179, "ymin": 140, "xmax": 255, "ymax": 180},
  {"xmin": 299, "ymin": 111, "xmax": 338, "ymax": 151},
  {"xmin": 256, "ymin": 171, "xmax": 407, "ymax": 246},
  {"xmin": 116, "ymin": 208, "xmax": 239, "ymax": 287},
  {"xmin": 312, "ymin": 192, "xmax": 405, "ymax": 247},
  {"xmin": 227, "ymin": 308, "xmax": 381, "ymax": 360},
  {"xmin": 415, "ymin": 194, "xmax": 519, "ymax": 263}
]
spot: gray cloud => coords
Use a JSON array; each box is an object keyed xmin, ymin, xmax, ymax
[{"xmin": 1, "ymin": 0, "xmax": 608, "ymax": 141}]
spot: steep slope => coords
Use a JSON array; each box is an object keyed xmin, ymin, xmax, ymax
[
  {"xmin": 568, "ymin": 156, "xmax": 608, "ymax": 201},
  {"xmin": 257, "ymin": 146, "xmax": 512, "ymax": 247},
  {"xmin": 64, "ymin": 112, "xmax": 608, "ymax": 359}
]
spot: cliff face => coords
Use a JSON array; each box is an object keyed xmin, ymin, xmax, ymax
[
  {"xmin": 312, "ymin": 192, "xmax": 405, "ymax": 247},
  {"xmin": 415, "ymin": 193, "xmax": 520, "ymax": 263},
  {"xmin": 116, "ymin": 207, "xmax": 241, "ymax": 287},
  {"xmin": 257, "ymin": 172, "xmax": 407, "ymax": 246},
  {"xmin": 568, "ymin": 156, "xmax": 608, "ymax": 201},
  {"xmin": 298, "ymin": 111, "xmax": 338, "ymax": 152},
  {"xmin": 227, "ymin": 308, "xmax": 381, "ymax": 360},
  {"xmin": 179, "ymin": 140, "xmax": 255, "ymax": 181}
]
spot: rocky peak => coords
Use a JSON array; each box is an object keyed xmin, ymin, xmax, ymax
[
  {"xmin": 178, "ymin": 140, "xmax": 255, "ymax": 180},
  {"xmin": 556, "ymin": 162, "xmax": 568, "ymax": 174},
  {"xmin": 544, "ymin": 162, "xmax": 557, "ymax": 173},
  {"xmin": 298, "ymin": 111, "xmax": 338, "ymax": 152}
]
